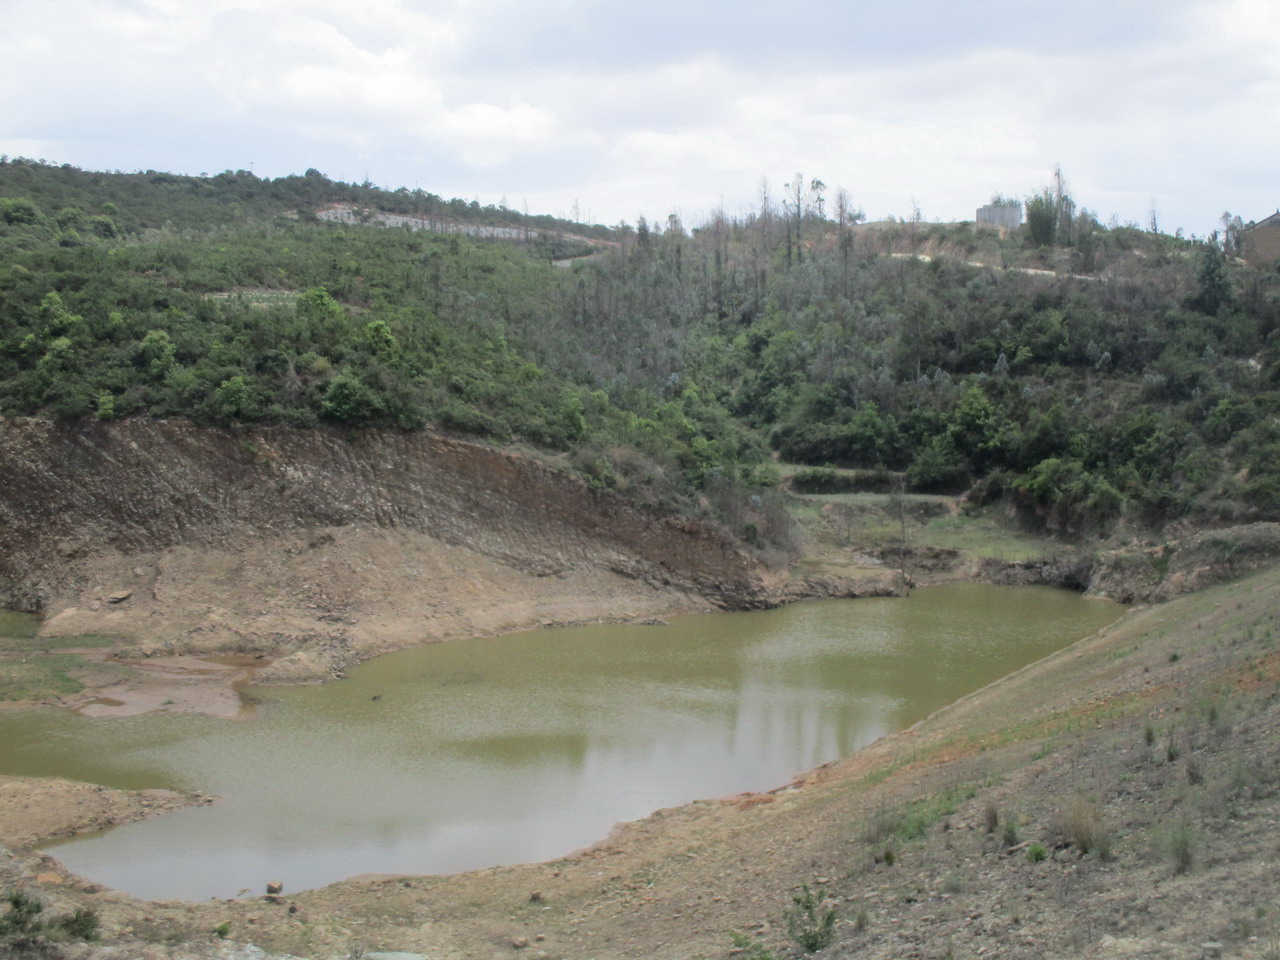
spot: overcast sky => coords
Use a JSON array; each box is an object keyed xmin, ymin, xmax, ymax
[{"xmin": 2, "ymin": 0, "xmax": 1277, "ymax": 236}]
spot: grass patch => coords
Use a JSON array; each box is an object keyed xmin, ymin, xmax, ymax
[
  {"xmin": 5, "ymin": 634, "xmax": 118, "ymax": 651},
  {"xmin": 1052, "ymin": 796, "xmax": 1113, "ymax": 860},
  {"xmin": 0, "ymin": 653, "xmax": 89, "ymax": 701},
  {"xmin": 862, "ymin": 785, "xmax": 976, "ymax": 847},
  {"xmin": 729, "ymin": 931, "xmax": 779, "ymax": 960},
  {"xmin": 0, "ymin": 635, "xmax": 128, "ymax": 701},
  {"xmin": 895, "ymin": 792, "xmax": 961, "ymax": 842},
  {"xmin": 917, "ymin": 513, "xmax": 1050, "ymax": 562}
]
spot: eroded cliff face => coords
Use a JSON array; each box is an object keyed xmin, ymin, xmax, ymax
[{"xmin": 0, "ymin": 419, "xmax": 770, "ymax": 677}]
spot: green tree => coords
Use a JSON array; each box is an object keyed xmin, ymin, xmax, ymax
[
  {"xmin": 1188, "ymin": 242, "xmax": 1232, "ymax": 315},
  {"xmin": 0, "ymin": 196, "xmax": 42, "ymax": 224},
  {"xmin": 1025, "ymin": 188, "xmax": 1057, "ymax": 247},
  {"xmin": 214, "ymin": 375, "xmax": 259, "ymax": 421},
  {"xmin": 321, "ymin": 371, "xmax": 382, "ymax": 423},
  {"xmin": 136, "ymin": 329, "xmax": 177, "ymax": 378}
]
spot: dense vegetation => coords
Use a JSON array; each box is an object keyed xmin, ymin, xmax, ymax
[{"xmin": 3, "ymin": 157, "xmax": 1279, "ymax": 542}]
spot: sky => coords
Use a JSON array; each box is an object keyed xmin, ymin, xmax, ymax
[{"xmin": 2, "ymin": 0, "xmax": 1277, "ymax": 236}]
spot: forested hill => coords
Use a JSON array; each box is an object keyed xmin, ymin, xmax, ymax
[{"xmin": 2, "ymin": 157, "xmax": 1279, "ymax": 540}]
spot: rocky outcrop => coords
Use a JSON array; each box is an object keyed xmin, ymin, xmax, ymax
[{"xmin": 1088, "ymin": 522, "xmax": 1280, "ymax": 602}]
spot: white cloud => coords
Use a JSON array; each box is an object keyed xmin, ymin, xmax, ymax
[{"xmin": 0, "ymin": 0, "xmax": 1276, "ymax": 234}]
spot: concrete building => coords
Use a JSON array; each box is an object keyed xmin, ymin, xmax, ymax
[
  {"xmin": 1243, "ymin": 211, "xmax": 1280, "ymax": 263},
  {"xmin": 976, "ymin": 202, "xmax": 1023, "ymax": 230}
]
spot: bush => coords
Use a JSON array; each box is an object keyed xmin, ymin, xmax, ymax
[
  {"xmin": 789, "ymin": 465, "xmax": 897, "ymax": 494},
  {"xmin": 982, "ymin": 799, "xmax": 1000, "ymax": 834},
  {"xmin": 1165, "ymin": 822, "xmax": 1195, "ymax": 874},
  {"xmin": 435, "ymin": 399, "xmax": 509, "ymax": 439},
  {"xmin": 785, "ymin": 884, "xmax": 836, "ymax": 953},
  {"xmin": 320, "ymin": 371, "xmax": 383, "ymax": 424},
  {"xmin": 54, "ymin": 908, "xmax": 99, "ymax": 941},
  {"xmin": 1002, "ymin": 820, "xmax": 1020, "ymax": 848},
  {"xmin": 0, "ymin": 890, "xmax": 99, "ymax": 945},
  {"xmin": 1026, "ymin": 842, "xmax": 1048, "ymax": 862},
  {"xmin": 0, "ymin": 891, "xmax": 44, "ymax": 936}
]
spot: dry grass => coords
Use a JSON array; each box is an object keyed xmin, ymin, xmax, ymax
[{"xmin": 1051, "ymin": 796, "xmax": 1113, "ymax": 860}]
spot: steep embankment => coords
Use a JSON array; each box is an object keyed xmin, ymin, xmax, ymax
[{"xmin": 0, "ymin": 418, "xmax": 769, "ymax": 681}]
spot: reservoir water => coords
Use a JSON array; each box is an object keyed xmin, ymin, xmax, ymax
[{"xmin": 0, "ymin": 584, "xmax": 1122, "ymax": 901}]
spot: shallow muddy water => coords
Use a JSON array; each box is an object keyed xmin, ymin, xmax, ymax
[{"xmin": 0, "ymin": 584, "xmax": 1122, "ymax": 901}]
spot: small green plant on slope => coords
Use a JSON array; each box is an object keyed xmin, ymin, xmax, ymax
[
  {"xmin": 0, "ymin": 890, "xmax": 100, "ymax": 944},
  {"xmin": 786, "ymin": 884, "xmax": 837, "ymax": 953},
  {"xmin": 0, "ymin": 891, "xmax": 44, "ymax": 937},
  {"xmin": 729, "ymin": 931, "xmax": 778, "ymax": 960},
  {"xmin": 1165, "ymin": 822, "xmax": 1196, "ymax": 875}
]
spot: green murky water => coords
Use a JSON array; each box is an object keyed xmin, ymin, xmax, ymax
[
  {"xmin": 0, "ymin": 584, "xmax": 1121, "ymax": 901},
  {"xmin": 0, "ymin": 609, "xmax": 39, "ymax": 638}
]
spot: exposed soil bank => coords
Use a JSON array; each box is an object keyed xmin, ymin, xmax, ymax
[
  {"xmin": 0, "ymin": 778, "xmax": 205, "ymax": 851},
  {"xmin": 0, "ymin": 418, "xmax": 778, "ymax": 686}
]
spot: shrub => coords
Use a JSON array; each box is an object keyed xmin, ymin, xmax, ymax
[
  {"xmin": 1002, "ymin": 820, "xmax": 1020, "ymax": 848},
  {"xmin": 1026, "ymin": 842, "xmax": 1048, "ymax": 862},
  {"xmin": 0, "ymin": 890, "xmax": 99, "ymax": 945},
  {"xmin": 0, "ymin": 891, "xmax": 44, "ymax": 936},
  {"xmin": 982, "ymin": 799, "xmax": 1000, "ymax": 834},
  {"xmin": 785, "ymin": 884, "xmax": 836, "ymax": 954},
  {"xmin": 54, "ymin": 908, "xmax": 99, "ymax": 941},
  {"xmin": 1165, "ymin": 822, "xmax": 1195, "ymax": 875}
]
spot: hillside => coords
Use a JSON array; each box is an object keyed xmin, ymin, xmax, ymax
[{"xmin": 3, "ymin": 157, "xmax": 1279, "ymax": 545}]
